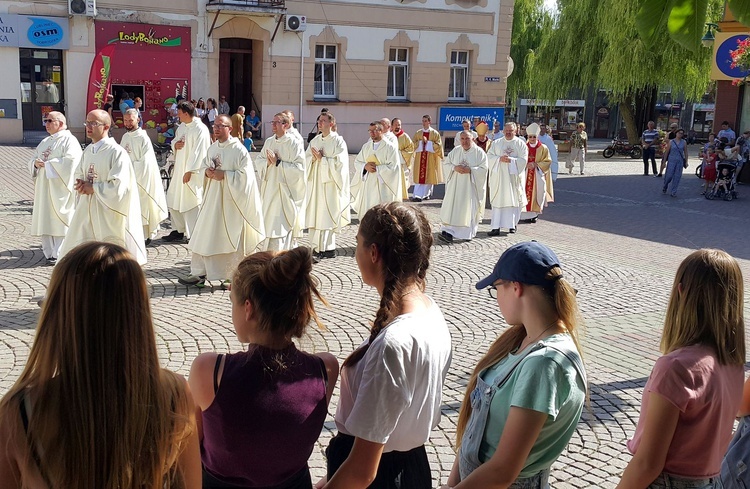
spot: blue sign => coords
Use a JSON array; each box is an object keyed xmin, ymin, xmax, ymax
[
  {"xmin": 716, "ymin": 34, "xmax": 750, "ymax": 78},
  {"xmin": 27, "ymin": 17, "xmax": 64, "ymax": 47},
  {"xmin": 438, "ymin": 106, "xmax": 505, "ymax": 131}
]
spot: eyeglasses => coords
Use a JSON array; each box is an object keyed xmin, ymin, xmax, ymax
[
  {"xmin": 43, "ymin": 119, "xmax": 59, "ymax": 124},
  {"xmin": 214, "ymin": 124, "xmax": 232, "ymax": 128},
  {"xmin": 83, "ymin": 121, "xmax": 106, "ymax": 127},
  {"xmin": 486, "ymin": 286, "xmax": 498, "ymax": 299},
  {"xmin": 270, "ymin": 120, "xmax": 285, "ymax": 125}
]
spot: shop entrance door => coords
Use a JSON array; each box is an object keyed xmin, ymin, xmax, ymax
[
  {"xmin": 219, "ymin": 38, "xmax": 255, "ymax": 115},
  {"xmin": 20, "ymin": 49, "xmax": 64, "ymax": 131}
]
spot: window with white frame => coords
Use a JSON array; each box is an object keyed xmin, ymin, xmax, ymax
[
  {"xmin": 314, "ymin": 44, "xmax": 337, "ymax": 98},
  {"xmin": 449, "ymin": 50, "xmax": 469, "ymax": 101},
  {"xmin": 388, "ymin": 48, "xmax": 408, "ymax": 100}
]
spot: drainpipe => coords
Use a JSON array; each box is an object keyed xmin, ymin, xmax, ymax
[{"xmin": 299, "ymin": 32, "xmax": 303, "ymax": 134}]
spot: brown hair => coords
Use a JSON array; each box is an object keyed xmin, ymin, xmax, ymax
[
  {"xmin": 232, "ymin": 247, "xmax": 326, "ymax": 340},
  {"xmin": 454, "ymin": 267, "xmax": 584, "ymax": 449},
  {"xmin": 274, "ymin": 112, "xmax": 291, "ymax": 125},
  {"xmin": 0, "ymin": 242, "xmax": 193, "ymax": 488},
  {"xmin": 343, "ymin": 203, "xmax": 432, "ymax": 367},
  {"xmin": 661, "ymin": 249, "xmax": 745, "ymax": 365}
]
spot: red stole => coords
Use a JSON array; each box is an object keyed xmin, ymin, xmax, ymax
[
  {"xmin": 418, "ymin": 130, "xmax": 430, "ymax": 184},
  {"xmin": 525, "ymin": 142, "xmax": 539, "ymax": 211}
]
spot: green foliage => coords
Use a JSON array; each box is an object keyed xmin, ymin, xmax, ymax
[
  {"xmin": 527, "ymin": 0, "xmax": 723, "ymax": 105},
  {"xmin": 729, "ymin": 0, "xmax": 750, "ymax": 26}
]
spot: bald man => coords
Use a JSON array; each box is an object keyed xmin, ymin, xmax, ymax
[
  {"xmin": 29, "ymin": 111, "xmax": 82, "ymax": 264},
  {"xmin": 59, "ymin": 109, "xmax": 146, "ymax": 264}
]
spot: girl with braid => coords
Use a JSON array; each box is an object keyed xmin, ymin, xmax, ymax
[{"xmin": 318, "ymin": 203, "xmax": 453, "ymax": 489}]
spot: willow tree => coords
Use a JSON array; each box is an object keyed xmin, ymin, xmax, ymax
[
  {"xmin": 506, "ymin": 0, "xmax": 554, "ymax": 111},
  {"xmin": 528, "ymin": 0, "xmax": 724, "ymax": 143}
]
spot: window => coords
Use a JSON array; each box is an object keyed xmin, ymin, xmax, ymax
[
  {"xmin": 388, "ymin": 48, "xmax": 408, "ymax": 100},
  {"xmin": 314, "ymin": 44, "xmax": 337, "ymax": 98},
  {"xmin": 449, "ymin": 50, "xmax": 469, "ymax": 101}
]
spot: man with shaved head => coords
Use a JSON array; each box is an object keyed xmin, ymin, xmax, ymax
[
  {"xmin": 29, "ymin": 111, "xmax": 82, "ymax": 265},
  {"xmin": 59, "ymin": 109, "xmax": 146, "ymax": 264},
  {"xmin": 392, "ymin": 117, "xmax": 414, "ymax": 200},
  {"xmin": 352, "ymin": 121, "xmax": 402, "ymax": 215}
]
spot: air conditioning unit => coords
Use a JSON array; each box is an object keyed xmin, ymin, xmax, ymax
[
  {"xmin": 69, "ymin": 0, "xmax": 97, "ymax": 16},
  {"xmin": 285, "ymin": 15, "xmax": 307, "ymax": 32}
]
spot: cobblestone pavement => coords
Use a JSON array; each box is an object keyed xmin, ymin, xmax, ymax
[{"xmin": 1, "ymin": 143, "xmax": 749, "ymax": 487}]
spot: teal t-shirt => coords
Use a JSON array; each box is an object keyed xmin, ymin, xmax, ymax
[{"xmin": 478, "ymin": 333, "xmax": 585, "ymax": 478}]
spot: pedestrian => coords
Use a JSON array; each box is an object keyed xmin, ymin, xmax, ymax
[
  {"xmin": 243, "ymin": 130, "xmax": 256, "ymax": 152},
  {"xmin": 318, "ymin": 203, "xmax": 452, "ymax": 489},
  {"xmin": 702, "ymin": 145, "xmax": 718, "ymax": 195},
  {"xmin": 641, "ymin": 121, "xmax": 659, "ymax": 176},
  {"xmin": 189, "ymin": 247, "xmax": 338, "ymax": 488},
  {"xmin": 217, "ymin": 95, "xmax": 230, "ymax": 116},
  {"xmin": 0, "ymin": 241, "xmax": 201, "ymax": 488},
  {"xmin": 246, "ymin": 108, "xmax": 261, "ymax": 139},
  {"xmin": 566, "ymin": 122, "xmax": 587, "ymax": 175},
  {"xmin": 486, "ymin": 122, "xmax": 528, "ymax": 235},
  {"xmin": 661, "ymin": 128, "xmax": 688, "ymax": 197},
  {"xmin": 102, "ymin": 94, "xmax": 115, "ymax": 127},
  {"xmin": 29, "ymin": 111, "xmax": 82, "ymax": 265},
  {"xmin": 205, "ymin": 98, "xmax": 218, "ymax": 136},
  {"xmin": 618, "ymin": 249, "xmax": 745, "ymax": 489},
  {"xmin": 657, "ymin": 123, "xmax": 678, "ymax": 177},
  {"xmin": 717, "ymin": 121, "xmax": 736, "ymax": 146},
  {"xmin": 195, "ymin": 98, "xmax": 206, "ymax": 118},
  {"xmin": 445, "ymin": 241, "xmax": 586, "ymax": 488},
  {"xmin": 411, "ymin": 115, "xmax": 444, "ymax": 201},
  {"xmin": 231, "ymin": 106, "xmax": 245, "ymax": 139},
  {"xmin": 133, "ymin": 96, "xmax": 144, "ymax": 128},
  {"xmin": 353, "ymin": 121, "xmax": 402, "ymax": 215}
]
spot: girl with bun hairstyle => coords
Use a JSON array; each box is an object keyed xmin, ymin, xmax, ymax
[
  {"xmin": 189, "ymin": 247, "xmax": 338, "ymax": 489},
  {"xmin": 0, "ymin": 242, "xmax": 201, "ymax": 488},
  {"xmin": 319, "ymin": 202, "xmax": 452, "ymax": 489},
  {"xmin": 618, "ymin": 249, "xmax": 745, "ymax": 489},
  {"xmin": 446, "ymin": 241, "xmax": 586, "ymax": 489}
]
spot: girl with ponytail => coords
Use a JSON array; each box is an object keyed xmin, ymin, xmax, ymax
[
  {"xmin": 319, "ymin": 203, "xmax": 452, "ymax": 489},
  {"xmin": 445, "ymin": 241, "xmax": 586, "ymax": 489},
  {"xmin": 189, "ymin": 247, "xmax": 338, "ymax": 489}
]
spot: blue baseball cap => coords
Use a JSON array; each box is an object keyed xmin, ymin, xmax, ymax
[{"xmin": 476, "ymin": 241, "xmax": 562, "ymax": 289}]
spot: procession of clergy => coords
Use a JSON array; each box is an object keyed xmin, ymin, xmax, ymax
[{"xmin": 30, "ymin": 101, "xmax": 554, "ymax": 287}]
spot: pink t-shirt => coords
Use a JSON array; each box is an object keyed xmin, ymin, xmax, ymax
[{"xmin": 627, "ymin": 344, "xmax": 743, "ymax": 478}]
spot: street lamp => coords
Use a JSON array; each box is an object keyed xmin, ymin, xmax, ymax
[{"xmin": 702, "ymin": 23, "xmax": 719, "ymax": 48}]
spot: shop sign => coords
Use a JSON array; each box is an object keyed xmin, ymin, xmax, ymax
[
  {"xmin": 693, "ymin": 103, "xmax": 715, "ymax": 111},
  {"xmin": 438, "ymin": 106, "xmax": 505, "ymax": 131},
  {"xmin": 0, "ymin": 14, "xmax": 69, "ymax": 49},
  {"xmin": 520, "ymin": 99, "xmax": 585, "ymax": 107},
  {"xmin": 711, "ymin": 32, "xmax": 750, "ymax": 81},
  {"xmin": 107, "ymin": 28, "xmax": 182, "ymax": 47}
]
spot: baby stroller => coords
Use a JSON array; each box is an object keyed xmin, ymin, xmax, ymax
[{"xmin": 705, "ymin": 162, "xmax": 739, "ymax": 201}]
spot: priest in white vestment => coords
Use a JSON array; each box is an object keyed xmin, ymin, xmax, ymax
[
  {"xmin": 392, "ymin": 118, "xmax": 414, "ymax": 201},
  {"xmin": 120, "ymin": 109, "xmax": 168, "ymax": 244},
  {"xmin": 59, "ymin": 109, "xmax": 146, "ymax": 264},
  {"xmin": 439, "ymin": 131, "xmax": 488, "ymax": 242},
  {"xmin": 178, "ymin": 116, "xmax": 265, "ymax": 288},
  {"xmin": 539, "ymin": 122, "xmax": 559, "ymax": 182},
  {"xmin": 164, "ymin": 101, "xmax": 211, "ymax": 243},
  {"xmin": 283, "ymin": 109, "xmax": 305, "ymax": 147},
  {"xmin": 255, "ymin": 113, "xmax": 306, "ymax": 251},
  {"xmin": 353, "ymin": 121, "xmax": 402, "ymax": 216},
  {"xmin": 29, "ymin": 112, "xmax": 82, "ymax": 264},
  {"xmin": 486, "ymin": 122, "xmax": 528, "ymax": 235},
  {"xmin": 305, "ymin": 112, "xmax": 350, "ymax": 261}
]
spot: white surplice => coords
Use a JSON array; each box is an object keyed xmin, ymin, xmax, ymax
[
  {"xmin": 167, "ymin": 118, "xmax": 211, "ymax": 214},
  {"xmin": 255, "ymin": 133, "xmax": 306, "ymax": 249},
  {"xmin": 487, "ymin": 136, "xmax": 528, "ymax": 230},
  {"xmin": 120, "ymin": 128, "xmax": 168, "ymax": 239},
  {"xmin": 60, "ymin": 138, "xmax": 147, "ymax": 264},
  {"xmin": 352, "ymin": 139, "xmax": 402, "ymax": 216},
  {"xmin": 189, "ymin": 137, "xmax": 265, "ymax": 280},
  {"xmin": 440, "ymin": 144, "xmax": 488, "ymax": 240},
  {"xmin": 29, "ymin": 130, "xmax": 82, "ymax": 240},
  {"xmin": 305, "ymin": 132, "xmax": 351, "ymax": 251}
]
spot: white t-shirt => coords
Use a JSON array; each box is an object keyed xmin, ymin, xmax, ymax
[{"xmin": 335, "ymin": 296, "xmax": 452, "ymax": 453}]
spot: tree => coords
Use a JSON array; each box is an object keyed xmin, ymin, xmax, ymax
[
  {"xmin": 506, "ymin": 0, "xmax": 555, "ymax": 112},
  {"xmin": 637, "ymin": 0, "xmax": 750, "ymax": 52},
  {"xmin": 528, "ymin": 0, "xmax": 725, "ymax": 143}
]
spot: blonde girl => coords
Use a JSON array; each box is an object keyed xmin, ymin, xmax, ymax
[
  {"xmin": 618, "ymin": 249, "xmax": 745, "ymax": 489},
  {"xmin": 0, "ymin": 242, "xmax": 201, "ymax": 488},
  {"xmin": 446, "ymin": 241, "xmax": 586, "ymax": 489}
]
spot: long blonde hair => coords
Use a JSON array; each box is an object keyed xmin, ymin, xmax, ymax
[
  {"xmin": 0, "ymin": 242, "xmax": 193, "ymax": 488},
  {"xmin": 661, "ymin": 249, "xmax": 745, "ymax": 365},
  {"xmin": 455, "ymin": 267, "xmax": 583, "ymax": 448}
]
